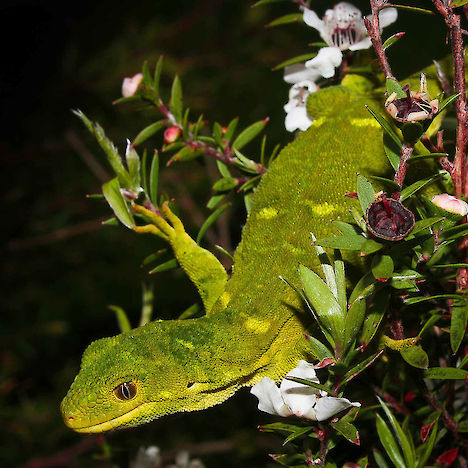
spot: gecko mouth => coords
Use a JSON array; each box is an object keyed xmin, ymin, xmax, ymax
[{"xmin": 65, "ymin": 402, "xmax": 153, "ymax": 433}]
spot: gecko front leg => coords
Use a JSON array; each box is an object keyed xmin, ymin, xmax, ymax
[{"xmin": 132, "ymin": 202, "xmax": 228, "ymax": 314}]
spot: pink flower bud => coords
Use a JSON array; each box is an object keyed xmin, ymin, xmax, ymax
[
  {"xmin": 121, "ymin": 73, "xmax": 143, "ymax": 97},
  {"xmin": 431, "ymin": 194, "xmax": 468, "ymax": 216},
  {"xmin": 164, "ymin": 126, "xmax": 181, "ymax": 144}
]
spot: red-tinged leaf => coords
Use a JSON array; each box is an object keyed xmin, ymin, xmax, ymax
[
  {"xmin": 436, "ymin": 447, "xmax": 459, "ymax": 466},
  {"xmin": 331, "ymin": 419, "xmax": 360, "ymax": 445},
  {"xmin": 345, "ymin": 192, "xmax": 358, "ymax": 198},
  {"xmin": 315, "ymin": 357, "xmax": 336, "ymax": 368},
  {"xmin": 421, "ymin": 420, "xmax": 436, "ymax": 443},
  {"xmin": 403, "ymin": 391, "xmax": 416, "ymax": 404},
  {"xmin": 342, "ymin": 350, "xmax": 383, "ymax": 384}
]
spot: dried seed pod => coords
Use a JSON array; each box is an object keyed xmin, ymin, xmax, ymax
[
  {"xmin": 366, "ymin": 196, "xmax": 415, "ymax": 241},
  {"xmin": 385, "ymin": 74, "xmax": 439, "ymax": 123}
]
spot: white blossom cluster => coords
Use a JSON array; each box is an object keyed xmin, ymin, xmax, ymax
[{"xmin": 284, "ymin": 2, "xmax": 397, "ymax": 132}]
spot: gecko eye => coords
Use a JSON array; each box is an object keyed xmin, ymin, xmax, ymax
[{"xmin": 114, "ymin": 381, "xmax": 137, "ymax": 400}]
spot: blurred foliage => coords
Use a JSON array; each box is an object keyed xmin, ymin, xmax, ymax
[{"xmin": 1, "ymin": 0, "xmax": 451, "ymax": 466}]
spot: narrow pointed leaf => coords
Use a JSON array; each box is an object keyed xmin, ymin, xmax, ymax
[
  {"xmin": 366, "ymin": 106, "xmax": 401, "ymax": 146},
  {"xmin": 359, "ymin": 289, "xmax": 389, "ymax": 347},
  {"xmin": 372, "ymin": 255, "xmax": 394, "ymax": 279},
  {"xmin": 377, "ymin": 397, "xmax": 415, "ymax": 468},
  {"xmin": 376, "ymin": 414, "xmax": 405, "ymax": 468},
  {"xmin": 304, "ymin": 335, "xmax": 334, "ymax": 360},
  {"xmin": 224, "ymin": 117, "xmax": 238, "ymax": 143},
  {"xmin": 266, "ymin": 13, "xmax": 301, "ymax": 27},
  {"xmin": 342, "ymin": 351, "xmax": 383, "ymax": 384},
  {"xmin": 400, "ymin": 174, "xmax": 440, "ymax": 201},
  {"xmin": 102, "ymin": 177, "xmax": 135, "ymax": 228},
  {"xmin": 450, "ymin": 300, "xmax": 468, "ymax": 353},
  {"xmin": 383, "ymin": 133, "xmax": 401, "ymax": 171},
  {"xmin": 212, "ymin": 177, "xmax": 238, "ymax": 192},
  {"xmin": 153, "ymin": 56, "xmax": 164, "ymax": 97},
  {"xmin": 344, "ymin": 297, "xmax": 366, "ymax": 350},
  {"xmin": 170, "ymin": 74, "xmax": 183, "ymax": 122},
  {"xmin": 331, "ymin": 420, "xmax": 360, "ymax": 445},
  {"xmin": 133, "ymin": 121, "xmax": 166, "ymax": 146},
  {"xmin": 149, "ymin": 151, "xmax": 159, "ymax": 206},
  {"xmin": 125, "ymin": 141, "xmax": 141, "ymax": 190},
  {"xmin": 108, "ymin": 305, "xmax": 131, "ymax": 333},
  {"xmin": 284, "ymin": 376, "xmax": 332, "ymax": 394},
  {"xmin": 383, "ymin": 33, "xmax": 405, "ymax": 51},
  {"xmin": 273, "ymin": 53, "xmax": 317, "ymax": 70},
  {"xmin": 357, "ymin": 175, "xmax": 375, "ymax": 214},
  {"xmin": 232, "ymin": 119, "xmax": 268, "ymax": 150},
  {"xmin": 424, "ymin": 367, "xmax": 468, "ymax": 379},
  {"xmin": 196, "ymin": 203, "xmax": 230, "ymax": 244},
  {"xmin": 299, "ymin": 264, "xmax": 345, "ymax": 345},
  {"xmin": 149, "ymin": 258, "xmax": 178, "ymax": 274},
  {"xmin": 315, "ymin": 235, "xmax": 367, "ymax": 251}
]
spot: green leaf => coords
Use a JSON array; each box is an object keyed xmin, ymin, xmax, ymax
[
  {"xmin": 418, "ymin": 314, "xmax": 442, "ymax": 337},
  {"xmin": 342, "ymin": 351, "xmax": 383, "ymax": 384},
  {"xmin": 450, "ymin": 300, "xmax": 468, "ymax": 353},
  {"xmin": 400, "ymin": 174, "xmax": 440, "ymax": 201},
  {"xmin": 142, "ymin": 61, "xmax": 152, "ymax": 88},
  {"xmin": 233, "ymin": 148, "xmax": 260, "ymax": 173},
  {"xmin": 368, "ymin": 176, "xmax": 401, "ymax": 193},
  {"xmin": 168, "ymin": 146, "xmax": 204, "ymax": 164},
  {"xmin": 377, "ymin": 397, "xmax": 415, "ymax": 468},
  {"xmin": 232, "ymin": 119, "xmax": 268, "ymax": 150},
  {"xmin": 216, "ymin": 160, "xmax": 231, "ymax": 178},
  {"xmin": 424, "ymin": 367, "xmax": 468, "ymax": 379},
  {"xmin": 331, "ymin": 419, "xmax": 360, "ymax": 445},
  {"xmin": 386, "ymin": 4, "xmax": 434, "ymax": 14},
  {"xmin": 407, "ymin": 152, "xmax": 448, "ymax": 162},
  {"xmin": 400, "ymin": 345, "xmax": 429, "ymax": 369},
  {"xmin": 333, "ymin": 220, "xmax": 358, "ymax": 237},
  {"xmin": 133, "ymin": 121, "xmax": 166, "ymax": 146},
  {"xmin": 212, "ymin": 177, "xmax": 238, "ymax": 192},
  {"xmin": 376, "ymin": 414, "xmax": 406, "ymax": 468},
  {"xmin": 214, "ymin": 244, "xmax": 234, "ymax": 262},
  {"xmin": 334, "ymin": 251, "xmax": 347, "ymax": 314},
  {"xmin": 153, "ymin": 56, "xmax": 163, "ymax": 97},
  {"xmin": 108, "ymin": 305, "xmax": 131, "ymax": 333},
  {"xmin": 436, "ymin": 92, "xmax": 461, "ymax": 115},
  {"xmin": 458, "ymin": 421, "xmax": 468, "ymax": 433},
  {"xmin": 207, "ymin": 193, "xmax": 227, "ymax": 210},
  {"xmin": 311, "ymin": 233, "xmax": 338, "ymax": 300},
  {"xmin": 357, "ymin": 174, "xmax": 375, "ymax": 214},
  {"xmin": 149, "ymin": 151, "xmax": 159, "ymax": 206},
  {"xmin": 372, "ymin": 255, "xmax": 394, "ymax": 279},
  {"xmin": 404, "ymin": 294, "xmax": 462, "ymax": 305},
  {"xmin": 383, "ymin": 33, "xmax": 405, "ymax": 51},
  {"xmin": 411, "ymin": 216, "xmax": 444, "ymax": 235},
  {"xmin": 266, "ymin": 13, "xmax": 301, "ymax": 27},
  {"xmin": 196, "ymin": 203, "xmax": 230, "ymax": 244},
  {"xmin": 304, "ymin": 335, "xmax": 334, "ymax": 361},
  {"xmin": 386, "ymin": 78, "xmax": 406, "ymax": 98},
  {"xmin": 283, "ymin": 426, "xmax": 314, "ymax": 445},
  {"xmin": 170, "ymin": 74, "xmax": 183, "ymax": 122},
  {"xmin": 373, "ymin": 448, "xmax": 390, "ymax": 468},
  {"xmin": 224, "ymin": 117, "xmax": 238, "ymax": 143},
  {"xmin": 252, "ymin": 0, "xmax": 289, "ymax": 6},
  {"xmin": 366, "ymin": 106, "xmax": 401, "ymax": 147},
  {"xmin": 260, "ymin": 422, "xmax": 306, "ymax": 434},
  {"xmin": 125, "ymin": 141, "xmax": 141, "ymax": 190},
  {"xmin": 102, "ymin": 177, "xmax": 135, "ymax": 228},
  {"xmin": 344, "ymin": 297, "xmax": 366, "ymax": 351},
  {"xmin": 383, "ymin": 133, "xmax": 401, "ymax": 171},
  {"xmin": 359, "ymin": 289, "xmax": 389, "ymax": 347},
  {"xmin": 273, "ymin": 53, "xmax": 317, "ymax": 71},
  {"xmin": 284, "ymin": 376, "xmax": 332, "ymax": 394},
  {"xmin": 349, "ymin": 272, "xmax": 377, "ymax": 303},
  {"xmin": 149, "ymin": 258, "xmax": 178, "ymax": 274},
  {"xmin": 299, "ymin": 264, "xmax": 345, "ymax": 345},
  {"xmin": 439, "ymin": 223, "xmax": 468, "ymax": 241},
  {"xmin": 178, "ymin": 303, "xmax": 201, "ymax": 320},
  {"xmin": 361, "ymin": 239, "xmax": 384, "ymax": 255}
]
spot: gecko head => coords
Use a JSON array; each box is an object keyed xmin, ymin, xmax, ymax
[{"xmin": 61, "ymin": 324, "xmax": 235, "ymax": 433}]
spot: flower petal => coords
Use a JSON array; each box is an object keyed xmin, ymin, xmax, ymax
[
  {"xmin": 314, "ymin": 396, "xmax": 361, "ymax": 421},
  {"xmin": 303, "ymin": 7, "xmax": 325, "ymax": 33},
  {"xmin": 285, "ymin": 106, "xmax": 313, "ymax": 132},
  {"xmin": 251, "ymin": 378, "xmax": 292, "ymax": 417},
  {"xmin": 284, "ymin": 63, "xmax": 321, "ymax": 84},
  {"xmin": 378, "ymin": 7, "xmax": 398, "ymax": 28},
  {"xmin": 349, "ymin": 37, "xmax": 372, "ymax": 51},
  {"xmin": 305, "ymin": 47, "xmax": 343, "ymax": 79},
  {"xmin": 280, "ymin": 361, "xmax": 320, "ymax": 419}
]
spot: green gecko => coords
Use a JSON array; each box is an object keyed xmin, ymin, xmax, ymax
[{"xmin": 61, "ymin": 69, "xmax": 445, "ymax": 433}]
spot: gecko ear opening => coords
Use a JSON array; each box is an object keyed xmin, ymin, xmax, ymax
[{"xmin": 114, "ymin": 381, "xmax": 137, "ymax": 401}]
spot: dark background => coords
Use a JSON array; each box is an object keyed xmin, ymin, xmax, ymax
[{"xmin": 1, "ymin": 1, "xmax": 449, "ymax": 466}]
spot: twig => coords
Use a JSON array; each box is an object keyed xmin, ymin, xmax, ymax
[
  {"xmin": 364, "ymin": 0, "xmax": 396, "ymax": 80},
  {"xmin": 393, "ymin": 143, "xmax": 414, "ymax": 198}
]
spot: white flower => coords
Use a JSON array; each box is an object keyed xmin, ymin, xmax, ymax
[
  {"xmin": 251, "ymin": 360, "xmax": 360, "ymax": 421},
  {"xmin": 284, "ymin": 80, "xmax": 317, "ymax": 132},
  {"xmin": 284, "ymin": 63, "xmax": 321, "ymax": 85},
  {"xmin": 431, "ymin": 194, "xmax": 468, "ymax": 216},
  {"xmin": 302, "ymin": 2, "xmax": 397, "ymax": 78},
  {"xmin": 122, "ymin": 72, "xmax": 143, "ymax": 97},
  {"xmin": 305, "ymin": 47, "xmax": 343, "ymax": 79}
]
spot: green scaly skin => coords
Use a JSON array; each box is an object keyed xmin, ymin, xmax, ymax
[{"xmin": 61, "ymin": 71, "xmax": 444, "ymax": 433}]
